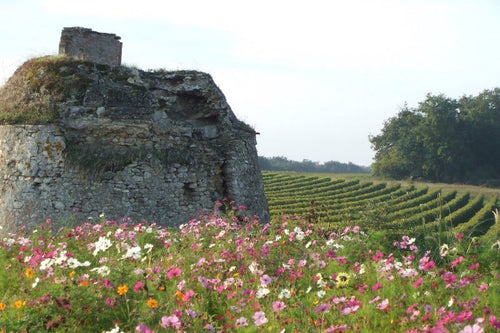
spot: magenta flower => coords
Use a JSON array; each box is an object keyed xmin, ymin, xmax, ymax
[
  {"xmin": 315, "ymin": 303, "xmax": 332, "ymax": 313},
  {"xmin": 456, "ymin": 310, "xmax": 473, "ymax": 323},
  {"xmin": 272, "ymin": 301, "xmax": 286, "ymax": 312},
  {"xmin": 167, "ymin": 267, "xmax": 182, "ymax": 279},
  {"xmin": 134, "ymin": 281, "xmax": 144, "ymax": 292},
  {"xmin": 135, "ymin": 323, "xmax": 155, "ymax": 333},
  {"xmin": 372, "ymin": 282, "xmax": 383, "ymax": 291},
  {"xmin": 253, "ymin": 311, "xmax": 268, "ymax": 326},
  {"xmin": 468, "ymin": 263, "xmax": 480, "ymax": 271},
  {"xmin": 372, "ymin": 252, "xmax": 384, "ymax": 262},
  {"xmin": 489, "ymin": 315, "xmax": 500, "ymax": 329},
  {"xmin": 451, "ymin": 256, "xmax": 464, "ymax": 268},
  {"xmin": 358, "ymin": 284, "xmax": 368, "ymax": 294},
  {"xmin": 443, "ymin": 272, "xmax": 456, "ymax": 287},
  {"xmin": 414, "ymin": 277, "xmax": 424, "ymax": 288}
]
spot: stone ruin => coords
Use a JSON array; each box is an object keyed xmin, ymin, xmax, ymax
[
  {"xmin": 59, "ymin": 27, "xmax": 122, "ymax": 67},
  {"xmin": 0, "ymin": 28, "xmax": 269, "ymax": 231}
]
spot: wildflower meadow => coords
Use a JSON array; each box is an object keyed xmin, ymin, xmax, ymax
[{"xmin": 0, "ymin": 201, "xmax": 499, "ymax": 332}]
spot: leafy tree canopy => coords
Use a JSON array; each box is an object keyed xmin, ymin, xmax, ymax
[
  {"xmin": 370, "ymin": 88, "xmax": 500, "ymax": 185},
  {"xmin": 259, "ymin": 156, "xmax": 370, "ymax": 174}
]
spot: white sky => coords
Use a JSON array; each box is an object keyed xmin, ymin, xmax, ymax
[{"xmin": 1, "ymin": 0, "xmax": 499, "ymax": 166}]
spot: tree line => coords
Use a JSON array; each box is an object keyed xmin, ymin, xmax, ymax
[
  {"xmin": 370, "ymin": 88, "xmax": 500, "ymax": 185},
  {"xmin": 258, "ymin": 156, "xmax": 370, "ymax": 173}
]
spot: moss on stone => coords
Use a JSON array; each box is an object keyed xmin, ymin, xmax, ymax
[{"xmin": 0, "ymin": 56, "xmax": 94, "ymax": 124}]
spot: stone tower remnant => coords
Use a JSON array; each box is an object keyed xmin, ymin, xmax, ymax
[
  {"xmin": 0, "ymin": 28, "xmax": 269, "ymax": 231},
  {"xmin": 59, "ymin": 27, "xmax": 122, "ymax": 66}
]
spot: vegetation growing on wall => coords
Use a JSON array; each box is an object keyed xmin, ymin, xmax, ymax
[
  {"xmin": 0, "ymin": 56, "xmax": 94, "ymax": 124},
  {"xmin": 64, "ymin": 143, "xmax": 194, "ymax": 178}
]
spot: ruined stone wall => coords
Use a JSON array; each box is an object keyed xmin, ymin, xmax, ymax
[
  {"xmin": 59, "ymin": 27, "xmax": 122, "ymax": 66},
  {"xmin": 0, "ymin": 59, "xmax": 269, "ymax": 231}
]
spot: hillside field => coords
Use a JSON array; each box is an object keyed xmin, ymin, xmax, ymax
[{"xmin": 262, "ymin": 171, "xmax": 500, "ymax": 244}]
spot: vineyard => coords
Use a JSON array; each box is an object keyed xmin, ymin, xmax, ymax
[{"xmin": 262, "ymin": 171, "xmax": 500, "ymax": 243}]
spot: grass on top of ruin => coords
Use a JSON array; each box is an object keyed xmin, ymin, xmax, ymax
[{"xmin": 0, "ymin": 201, "xmax": 499, "ymax": 332}]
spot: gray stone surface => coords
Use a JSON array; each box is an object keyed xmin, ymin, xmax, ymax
[
  {"xmin": 0, "ymin": 60, "xmax": 269, "ymax": 231},
  {"xmin": 59, "ymin": 27, "xmax": 122, "ymax": 66}
]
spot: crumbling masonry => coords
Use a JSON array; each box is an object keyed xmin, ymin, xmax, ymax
[{"xmin": 0, "ymin": 28, "xmax": 269, "ymax": 230}]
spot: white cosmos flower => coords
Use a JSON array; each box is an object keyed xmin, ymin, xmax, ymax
[
  {"xmin": 249, "ymin": 261, "xmax": 259, "ymax": 274},
  {"xmin": 144, "ymin": 243, "xmax": 154, "ymax": 254},
  {"xmin": 40, "ymin": 258, "xmax": 53, "ymax": 270},
  {"xmin": 93, "ymin": 236, "xmax": 112, "ymax": 256},
  {"xmin": 104, "ymin": 324, "xmax": 124, "ymax": 333},
  {"xmin": 256, "ymin": 287, "xmax": 270, "ymax": 298},
  {"xmin": 55, "ymin": 251, "xmax": 68, "ymax": 265},
  {"xmin": 121, "ymin": 246, "xmax": 141, "ymax": 260},
  {"xmin": 278, "ymin": 289, "xmax": 291, "ymax": 299},
  {"xmin": 67, "ymin": 258, "xmax": 90, "ymax": 269},
  {"xmin": 90, "ymin": 265, "xmax": 111, "ymax": 277}
]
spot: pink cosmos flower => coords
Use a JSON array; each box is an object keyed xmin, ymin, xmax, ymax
[
  {"xmin": 357, "ymin": 284, "xmax": 368, "ymax": 294},
  {"xmin": 332, "ymin": 297, "xmax": 348, "ymax": 304},
  {"xmin": 253, "ymin": 311, "xmax": 268, "ymax": 326},
  {"xmin": 135, "ymin": 324, "xmax": 155, "ymax": 333},
  {"xmin": 425, "ymin": 260, "xmax": 436, "ymax": 270},
  {"xmin": 325, "ymin": 325, "xmax": 349, "ymax": 332},
  {"xmin": 167, "ymin": 267, "xmax": 182, "ymax": 279},
  {"xmin": 443, "ymin": 272, "xmax": 456, "ymax": 287},
  {"xmin": 489, "ymin": 315, "xmax": 500, "ymax": 329},
  {"xmin": 372, "ymin": 252, "xmax": 384, "ymax": 262},
  {"xmin": 414, "ymin": 277, "xmax": 424, "ymax": 288},
  {"xmin": 459, "ymin": 324, "xmax": 484, "ymax": 333},
  {"xmin": 161, "ymin": 315, "xmax": 181, "ymax": 329},
  {"xmin": 315, "ymin": 303, "xmax": 332, "ymax": 313},
  {"xmin": 456, "ymin": 310, "xmax": 473, "ymax": 323},
  {"xmin": 235, "ymin": 317, "xmax": 248, "ymax": 328},
  {"xmin": 260, "ymin": 274, "xmax": 272, "ymax": 286},
  {"xmin": 342, "ymin": 305, "xmax": 359, "ymax": 315},
  {"xmin": 478, "ymin": 283, "xmax": 489, "ymax": 292},
  {"xmin": 451, "ymin": 256, "xmax": 464, "ymax": 268},
  {"xmin": 377, "ymin": 298, "xmax": 390, "ymax": 312},
  {"xmin": 372, "ymin": 282, "xmax": 383, "ymax": 291},
  {"xmin": 273, "ymin": 301, "xmax": 286, "ymax": 312},
  {"xmin": 468, "ymin": 263, "xmax": 480, "ymax": 271},
  {"xmin": 134, "ymin": 281, "xmax": 144, "ymax": 292}
]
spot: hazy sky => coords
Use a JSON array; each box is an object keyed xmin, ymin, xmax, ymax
[{"xmin": 1, "ymin": 0, "xmax": 499, "ymax": 166}]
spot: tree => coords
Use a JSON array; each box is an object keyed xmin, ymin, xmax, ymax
[
  {"xmin": 370, "ymin": 105, "xmax": 425, "ymax": 179},
  {"xmin": 460, "ymin": 88, "xmax": 500, "ymax": 181},
  {"xmin": 370, "ymin": 89, "xmax": 500, "ymax": 184}
]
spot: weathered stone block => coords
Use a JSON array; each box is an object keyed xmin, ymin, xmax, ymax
[{"xmin": 59, "ymin": 27, "xmax": 122, "ymax": 67}]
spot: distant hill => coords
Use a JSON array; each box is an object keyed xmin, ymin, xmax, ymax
[{"xmin": 258, "ymin": 156, "xmax": 371, "ymax": 173}]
